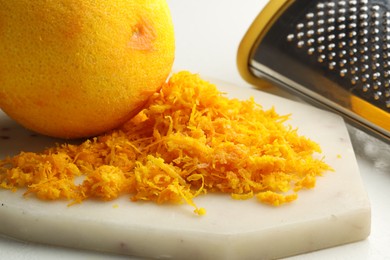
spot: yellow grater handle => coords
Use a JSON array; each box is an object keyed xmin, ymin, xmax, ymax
[{"xmin": 237, "ymin": 0, "xmax": 294, "ymax": 88}]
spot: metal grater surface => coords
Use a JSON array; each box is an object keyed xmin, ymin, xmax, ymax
[{"xmin": 286, "ymin": 0, "xmax": 390, "ymax": 112}]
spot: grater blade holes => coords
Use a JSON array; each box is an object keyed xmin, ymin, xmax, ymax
[{"xmin": 286, "ymin": 0, "xmax": 390, "ymax": 111}]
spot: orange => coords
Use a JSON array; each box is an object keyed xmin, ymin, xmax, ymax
[{"xmin": 0, "ymin": 0, "xmax": 175, "ymax": 138}]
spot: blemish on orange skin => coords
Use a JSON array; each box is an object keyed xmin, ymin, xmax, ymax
[
  {"xmin": 33, "ymin": 99, "xmax": 48, "ymax": 108},
  {"xmin": 129, "ymin": 18, "xmax": 156, "ymax": 51},
  {"xmin": 61, "ymin": 18, "xmax": 83, "ymax": 40}
]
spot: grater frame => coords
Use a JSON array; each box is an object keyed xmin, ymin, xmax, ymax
[{"xmin": 237, "ymin": 0, "xmax": 390, "ymax": 143}]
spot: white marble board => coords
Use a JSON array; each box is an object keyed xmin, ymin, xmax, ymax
[{"xmin": 0, "ymin": 80, "xmax": 370, "ymax": 259}]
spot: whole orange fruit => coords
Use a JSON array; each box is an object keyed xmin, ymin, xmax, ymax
[{"xmin": 0, "ymin": 0, "xmax": 175, "ymax": 138}]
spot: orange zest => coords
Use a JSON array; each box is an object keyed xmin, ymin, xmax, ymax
[{"xmin": 0, "ymin": 71, "xmax": 333, "ymax": 215}]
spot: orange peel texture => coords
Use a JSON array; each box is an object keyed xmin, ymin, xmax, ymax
[{"xmin": 0, "ymin": 0, "xmax": 175, "ymax": 138}]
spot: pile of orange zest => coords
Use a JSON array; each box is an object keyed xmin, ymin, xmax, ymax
[{"xmin": 0, "ymin": 71, "xmax": 333, "ymax": 215}]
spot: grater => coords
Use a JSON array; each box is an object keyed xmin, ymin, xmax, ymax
[{"xmin": 237, "ymin": 0, "xmax": 390, "ymax": 143}]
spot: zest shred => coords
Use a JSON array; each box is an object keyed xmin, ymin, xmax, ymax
[{"xmin": 0, "ymin": 71, "xmax": 333, "ymax": 215}]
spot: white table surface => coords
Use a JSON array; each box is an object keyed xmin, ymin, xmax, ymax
[{"xmin": 1, "ymin": 1, "xmax": 389, "ymax": 259}]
